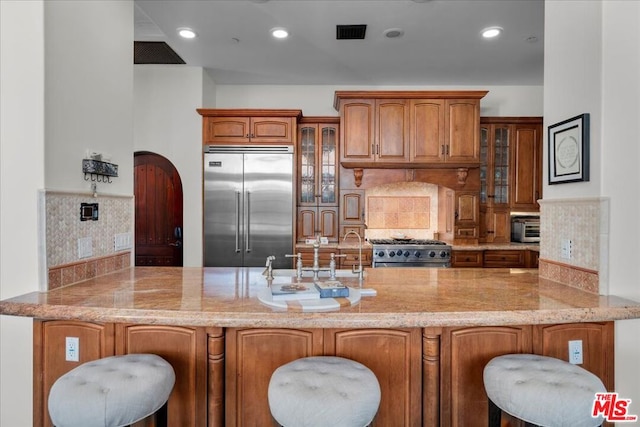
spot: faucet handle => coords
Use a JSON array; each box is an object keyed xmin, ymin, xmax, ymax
[{"xmin": 265, "ymin": 255, "xmax": 276, "ymax": 266}]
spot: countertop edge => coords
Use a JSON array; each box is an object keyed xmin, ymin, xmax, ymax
[{"xmin": 3, "ymin": 302, "xmax": 640, "ymax": 329}]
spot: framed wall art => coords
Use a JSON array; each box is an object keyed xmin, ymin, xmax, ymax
[{"xmin": 548, "ymin": 113, "xmax": 590, "ymax": 184}]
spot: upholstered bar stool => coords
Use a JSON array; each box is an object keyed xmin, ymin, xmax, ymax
[
  {"xmin": 268, "ymin": 356, "xmax": 381, "ymax": 427},
  {"xmin": 48, "ymin": 354, "xmax": 175, "ymax": 427},
  {"xmin": 483, "ymin": 354, "xmax": 606, "ymax": 427}
]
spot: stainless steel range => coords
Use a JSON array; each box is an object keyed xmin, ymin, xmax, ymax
[{"xmin": 370, "ymin": 239, "xmax": 452, "ymax": 268}]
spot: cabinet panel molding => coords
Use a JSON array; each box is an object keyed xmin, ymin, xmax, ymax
[
  {"xmin": 325, "ymin": 328, "xmax": 422, "ymax": 427},
  {"xmin": 225, "ymin": 328, "xmax": 324, "ymax": 426}
]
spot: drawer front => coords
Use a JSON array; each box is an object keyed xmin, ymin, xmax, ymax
[
  {"xmin": 340, "ymin": 249, "xmax": 372, "ymax": 267},
  {"xmin": 451, "ymin": 250, "xmax": 483, "ymax": 268},
  {"xmin": 483, "ymin": 250, "xmax": 526, "ymax": 268}
]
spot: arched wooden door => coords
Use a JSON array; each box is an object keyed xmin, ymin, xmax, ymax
[{"xmin": 134, "ymin": 152, "xmax": 183, "ymax": 266}]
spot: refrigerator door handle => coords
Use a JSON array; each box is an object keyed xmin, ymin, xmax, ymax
[
  {"xmin": 235, "ymin": 191, "xmax": 241, "ymax": 253},
  {"xmin": 245, "ymin": 191, "xmax": 251, "ymax": 253}
]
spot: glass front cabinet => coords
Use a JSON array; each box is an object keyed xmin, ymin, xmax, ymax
[
  {"xmin": 479, "ymin": 122, "xmax": 511, "ymax": 243},
  {"xmin": 297, "ymin": 118, "xmax": 339, "ymax": 242}
]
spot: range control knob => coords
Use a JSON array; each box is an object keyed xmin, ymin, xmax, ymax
[
  {"xmin": 414, "ymin": 251, "xmax": 421, "ymax": 258},
  {"xmin": 377, "ymin": 251, "xmax": 386, "ymax": 257},
  {"xmin": 389, "ymin": 251, "xmax": 396, "ymax": 257},
  {"xmin": 440, "ymin": 251, "xmax": 449, "ymax": 258},
  {"xmin": 429, "ymin": 251, "xmax": 436, "ymax": 258},
  {"xmin": 403, "ymin": 251, "xmax": 410, "ymax": 257}
]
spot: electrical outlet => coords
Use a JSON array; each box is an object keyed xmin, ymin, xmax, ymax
[
  {"xmin": 66, "ymin": 337, "xmax": 79, "ymax": 362},
  {"xmin": 561, "ymin": 238, "xmax": 572, "ymax": 259},
  {"xmin": 568, "ymin": 339, "xmax": 583, "ymax": 364},
  {"xmin": 114, "ymin": 232, "xmax": 132, "ymax": 251},
  {"xmin": 78, "ymin": 237, "xmax": 93, "ymax": 259}
]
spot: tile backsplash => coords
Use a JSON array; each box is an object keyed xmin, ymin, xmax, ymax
[
  {"xmin": 539, "ymin": 197, "xmax": 609, "ymax": 294},
  {"xmin": 365, "ymin": 182, "xmax": 439, "ymax": 240},
  {"xmin": 41, "ymin": 190, "xmax": 133, "ymax": 289}
]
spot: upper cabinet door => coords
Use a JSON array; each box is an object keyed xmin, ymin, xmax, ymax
[
  {"xmin": 204, "ymin": 117, "xmax": 251, "ymax": 144},
  {"xmin": 249, "ymin": 117, "xmax": 295, "ymax": 144},
  {"xmin": 376, "ymin": 99, "xmax": 410, "ymax": 162},
  {"xmin": 410, "ymin": 99, "xmax": 445, "ymax": 163},
  {"xmin": 297, "ymin": 121, "xmax": 339, "ymax": 206},
  {"xmin": 511, "ymin": 123, "xmax": 542, "ymax": 209},
  {"xmin": 340, "ymin": 100, "xmax": 375, "ymax": 162},
  {"xmin": 446, "ymin": 99, "xmax": 480, "ymax": 163}
]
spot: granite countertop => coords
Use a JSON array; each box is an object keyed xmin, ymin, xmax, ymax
[{"xmin": 2, "ymin": 267, "xmax": 640, "ymax": 328}]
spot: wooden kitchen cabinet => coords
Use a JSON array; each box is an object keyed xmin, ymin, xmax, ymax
[
  {"xmin": 409, "ymin": 99, "xmax": 445, "ymax": 163},
  {"xmin": 339, "ymin": 99, "xmax": 409, "ymax": 163},
  {"xmin": 451, "ymin": 249, "xmax": 484, "ymax": 268},
  {"xmin": 533, "ymin": 322, "xmax": 614, "ymax": 392},
  {"xmin": 297, "ymin": 118, "xmax": 340, "ymax": 243},
  {"xmin": 325, "ymin": 328, "xmax": 423, "ymax": 426},
  {"xmin": 375, "ymin": 99, "xmax": 410, "ymax": 162},
  {"xmin": 335, "ymin": 91, "xmax": 486, "ymax": 168},
  {"xmin": 339, "ymin": 189, "xmax": 366, "ymax": 238},
  {"xmin": 445, "ymin": 99, "xmax": 481, "ymax": 163},
  {"xmin": 115, "ymin": 324, "xmax": 209, "ymax": 427},
  {"xmin": 34, "ymin": 320, "xmax": 115, "ymax": 427},
  {"xmin": 479, "ymin": 121, "xmax": 511, "ymax": 243},
  {"xmin": 454, "ymin": 191, "xmax": 479, "ymax": 240},
  {"xmin": 479, "ymin": 205, "xmax": 511, "ymax": 243},
  {"xmin": 297, "ymin": 206, "xmax": 339, "ymax": 242},
  {"xmin": 198, "ymin": 109, "xmax": 302, "ymax": 145},
  {"xmin": 225, "ymin": 328, "xmax": 324, "ymax": 426},
  {"xmin": 339, "ymin": 99, "xmax": 375, "ymax": 162},
  {"xmin": 479, "ymin": 118, "xmax": 543, "ymax": 232},
  {"xmin": 483, "ymin": 249, "xmax": 527, "ymax": 268},
  {"xmin": 339, "ymin": 247, "xmax": 372, "ymax": 268},
  {"xmin": 440, "ymin": 325, "xmax": 533, "ymax": 427},
  {"xmin": 511, "ymin": 121, "xmax": 543, "ymax": 210}
]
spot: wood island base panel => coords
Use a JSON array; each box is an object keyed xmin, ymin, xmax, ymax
[{"xmin": 2, "ymin": 267, "xmax": 640, "ymax": 427}]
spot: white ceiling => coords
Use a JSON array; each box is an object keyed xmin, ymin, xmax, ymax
[{"xmin": 134, "ymin": 0, "xmax": 544, "ymax": 86}]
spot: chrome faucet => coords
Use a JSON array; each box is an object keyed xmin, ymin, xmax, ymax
[
  {"xmin": 301, "ymin": 236, "xmax": 332, "ymax": 281},
  {"xmin": 343, "ymin": 230, "xmax": 364, "ymax": 281},
  {"xmin": 264, "ymin": 255, "xmax": 276, "ymax": 280}
]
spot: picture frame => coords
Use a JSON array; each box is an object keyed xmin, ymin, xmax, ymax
[{"xmin": 548, "ymin": 113, "xmax": 590, "ymax": 184}]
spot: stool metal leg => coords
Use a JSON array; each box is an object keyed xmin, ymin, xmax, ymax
[
  {"xmin": 488, "ymin": 398, "xmax": 501, "ymax": 427},
  {"xmin": 155, "ymin": 401, "xmax": 169, "ymax": 427}
]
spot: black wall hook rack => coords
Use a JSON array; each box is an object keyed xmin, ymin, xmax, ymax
[{"xmin": 82, "ymin": 159, "xmax": 118, "ymax": 183}]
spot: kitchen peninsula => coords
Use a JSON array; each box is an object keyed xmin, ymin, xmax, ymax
[{"xmin": 2, "ymin": 267, "xmax": 640, "ymax": 427}]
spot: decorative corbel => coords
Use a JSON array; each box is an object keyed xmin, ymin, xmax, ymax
[
  {"xmin": 405, "ymin": 169, "xmax": 415, "ymax": 182},
  {"xmin": 456, "ymin": 168, "xmax": 469, "ymax": 186},
  {"xmin": 353, "ymin": 168, "xmax": 364, "ymax": 187}
]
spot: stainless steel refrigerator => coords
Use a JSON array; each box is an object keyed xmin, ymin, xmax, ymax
[{"xmin": 204, "ymin": 145, "xmax": 294, "ymax": 268}]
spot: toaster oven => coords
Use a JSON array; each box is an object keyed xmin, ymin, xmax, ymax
[{"xmin": 511, "ymin": 217, "xmax": 540, "ymax": 243}]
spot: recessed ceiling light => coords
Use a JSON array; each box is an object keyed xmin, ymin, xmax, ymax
[
  {"xmin": 177, "ymin": 28, "xmax": 197, "ymax": 39},
  {"xmin": 271, "ymin": 27, "xmax": 289, "ymax": 39},
  {"xmin": 481, "ymin": 27, "xmax": 503, "ymax": 39},
  {"xmin": 383, "ymin": 28, "xmax": 405, "ymax": 39}
]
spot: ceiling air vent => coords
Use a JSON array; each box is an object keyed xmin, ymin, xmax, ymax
[
  {"xmin": 336, "ymin": 24, "xmax": 367, "ymax": 40},
  {"xmin": 134, "ymin": 41, "xmax": 185, "ymax": 65}
]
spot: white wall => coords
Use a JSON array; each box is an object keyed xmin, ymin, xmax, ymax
[
  {"xmin": 0, "ymin": 2, "xmax": 45, "ymax": 425},
  {"xmin": 601, "ymin": 0, "xmax": 640, "ymax": 414},
  {"xmin": 133, "ymin": 65, "xmax": 204, "ymax": 266},
  {"xmin": 215, "ymin": 84, "xmax": 543, "ymax": 117},
  {"xmin": 0, "ymin": 1, "xmax": 134, "ymax": 425},
  {"xmin": 544, "ymin": 0, "xmax": 640, "ymax": 412},
  {"xmin": 44, "ymin": 1, "xmax": 134, "ymax": 196}
]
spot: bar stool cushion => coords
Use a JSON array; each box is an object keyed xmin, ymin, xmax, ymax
[
  {"xmin": 268, "ymin": 356, "xmax": 381, "ymax": 427},
  {"xmin": 48, "ymin": 354, "xmax": 175, "ymax": 427},
  {"xmin": 484, "ymin": 354, "xmax": 606, "ymax": 427}
]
